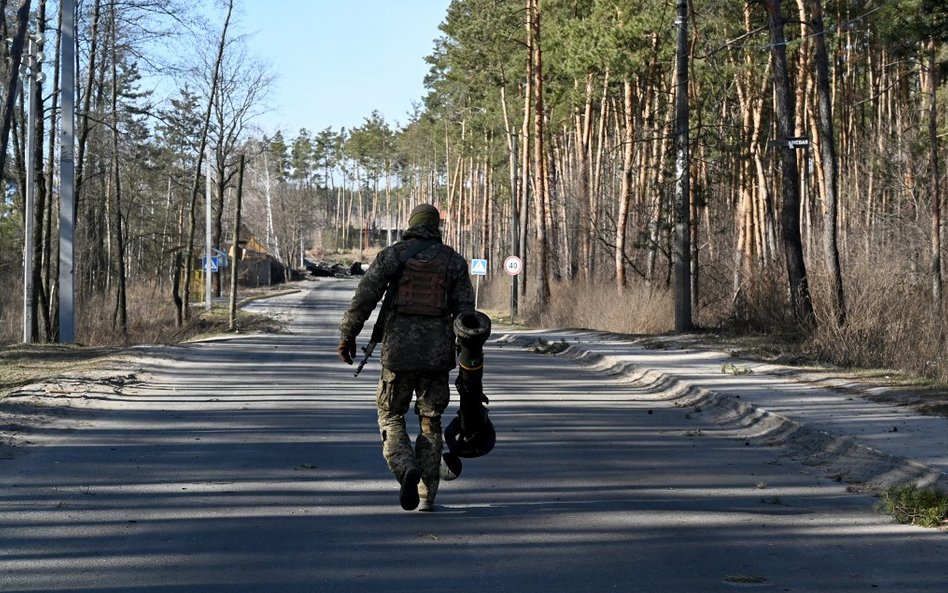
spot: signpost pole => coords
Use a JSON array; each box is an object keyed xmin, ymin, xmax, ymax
[
  {"xmin": 502, "ymin": 255, "xmax": 523, "ymax": 321},
  {"xmin": 471, "ymin": 258, "xmax": 488, "ymax": 310}
]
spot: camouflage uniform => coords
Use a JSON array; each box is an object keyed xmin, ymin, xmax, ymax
[{"xmin": 340, "ymin": 221, "xmax": 475, "ymax": 508}]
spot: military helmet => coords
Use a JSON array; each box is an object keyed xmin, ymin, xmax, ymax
[
  {"xmin": 445, "ymin": 412, "xmax": 496, "ymax": 458},
  {"xmin": 408, "ymin": 203, "xmax": 440, "ymax": 228}
]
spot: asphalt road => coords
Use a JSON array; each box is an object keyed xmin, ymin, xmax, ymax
[{"xmin": 1, "ymin": 279, "xmax": 945, "ymax": 593}]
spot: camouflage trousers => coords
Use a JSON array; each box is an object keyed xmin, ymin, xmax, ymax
[{"xmin": 376, "ymin": 368, "xmax": 450, "ymax": 504}]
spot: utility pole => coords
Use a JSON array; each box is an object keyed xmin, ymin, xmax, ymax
[
  {"xmin": 673, "ymin": 0, "xmax": 693, "ymax": 333},
  {"xmin": 58, "ymin": 0, "xmax": 76, "ymax": 343}
]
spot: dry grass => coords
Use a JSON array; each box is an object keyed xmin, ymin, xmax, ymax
[
  {"xmin": 76, "ymin": 283, "xmax": 186, "ymax": 345},
  {"xmin": 0, "ymin": 280, "xmax": 287, "ymax": 394},
  {"xmin": 719, "ymin": 266, "xmax": 800, "ymax": 337},
  {"xmin": 0, "ymin": 280, "xmax": 286, "ymax": 347},
  {"xmin": 0, "ymin": 344, "xmax": 127, "ymax": 394},
  {"xmin": 477, "ymin": 254, "xmax": 947, "ymax": 395},
  {"xmin": 541, "ymin": 280, "xmax": 673, "ymax": 334},
  {"xmin": 708, "ymin": 254, "xmax": 948, "ymax": 387},
  {"xmin": 478, "ymin": 277, "xmax": 674, "ymax": 335},
  {"xmin": 0, "ymin": 277, "xmax": 22, "ymax": 341},
  {"xmin": 805, "ymin": 258, "xmax": 948, "ymax": 383}
]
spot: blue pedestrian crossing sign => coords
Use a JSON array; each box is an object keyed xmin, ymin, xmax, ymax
[
  {"xmin": 470, "ymin": 259, "xmax": 488, "ymax": 276},
  {"xmin": 202, "ymin": 256, "xmax": 220, "ymax": 273}
]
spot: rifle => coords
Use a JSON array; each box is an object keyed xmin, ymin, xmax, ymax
[
  {"xmin": 353, "ymin": 342, "xmax": 377, "ymax": 377},
  {"xmin": 353, "ymin": 301, "xmax": 387, "ymax": 377},
  {"xmin": 353, "ymin": 239, "xmax": 438, "ymax": 377}
]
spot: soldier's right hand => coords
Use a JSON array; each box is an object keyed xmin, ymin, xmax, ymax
[{"xmin": 337, "ymin": 336, "xmax": 357, "ymax": 365}]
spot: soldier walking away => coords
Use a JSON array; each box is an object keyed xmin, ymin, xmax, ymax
[{"xmin": 338, "ymin": 203, "xmax": 475, "ymax": 511}]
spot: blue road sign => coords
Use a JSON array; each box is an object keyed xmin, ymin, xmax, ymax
[
  {"xmin": 202, "ymin": 256, "xmax": 219, "ymax": 273},
  {"xmin": 471, "ymin": 259, "xmax": 488, "ymax": 276}
]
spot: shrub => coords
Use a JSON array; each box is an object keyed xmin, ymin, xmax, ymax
[
  {"xmin": 880, "ymin": 484, "xmax": 948, "ymax": 528},
  {"xmin": 805, "ymin": 256, "xmax": 948, "ymax": 383}
]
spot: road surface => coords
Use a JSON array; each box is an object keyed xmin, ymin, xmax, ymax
[{"xmin": 1, "ymin": 280, "xmax": 945, "ymax": 592}]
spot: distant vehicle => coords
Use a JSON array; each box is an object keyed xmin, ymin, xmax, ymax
[{"xmin": 305, "ymin": 260, "xmax": 363, "ymax": 278}]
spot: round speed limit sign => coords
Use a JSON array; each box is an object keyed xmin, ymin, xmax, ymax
[{"xmin": 503, "ymin": 255, "xmax": 523, "ymax": 276}]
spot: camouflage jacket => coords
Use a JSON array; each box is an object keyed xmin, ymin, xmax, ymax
[{"xmin": 339, "ymin": 223, "xmax": 475, "ymax": 372}]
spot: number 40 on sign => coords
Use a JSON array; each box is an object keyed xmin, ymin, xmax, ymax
[{"xmin": 503, "ymin": 255, "xmax": 522, "ymax": 276}]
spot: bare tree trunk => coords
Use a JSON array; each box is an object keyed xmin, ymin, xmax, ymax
[
  {"xmin": 732, "ymin": 41, "xmax": 768, "ymax": 304},
  {"xmin": 615, "ymin": 78, "xmax": 635, "ymax": 290},
  {"xmin": 171, "ymin": 202, "xmax": 185, "ymax": 325},
  {"xmin": 764, "ymin": 0, "xmax": 815, "ymax": 326},
  {"xmin": 0, "ymin": 0, "xmax": 31, "ymax": 183},
  {"xmin": 519, "ymin": 17, "xmax": 532, "ymax": 299},
  {"xmin": 345, "ymin": 176, "xmax": 353, "ymax": 248},
  {"xmin": 529, "ymin": 0, "xmax": 550, "ymax": 310},
  {"xmin": 27, "ymin": 0, "xmax": 49, "ymax": 341},
  {"xmin": 183, "ymin": 0, "xmax": 233, "ymax": 320},
  {"xmin": 43, "ymin": 0, "xmax": 62, "ymax": 341},
  {"xmin": 172, "ymin": 252, "xmax": 183, "ymax": 326},
  {"xmin": 554, "ymin": 132, "xmax": 570, "ymax": 279},
  {"xmin": 263, "ymin": 150, "xmax": 280, "ymax": 255},
  {"xmin": 793, "ymin": 0, "xmax": 812, "ymax": 253},
  {"xmin": 644, "ymin": 74, "xmax": 661, "ymax": 281},
  {"xmin": 927, "ymin": 40, "xmax": 943, "ymax": 307},
  {"xmin": 213, "ymin": 157, "xmax": 225, "ymax": 298},
  {"xmin": 577, "ymin": 75, "xmax": 593, "ymax": 281},
  {"xmin": 229, "ymin": 155, "xmax": 245, "ymax": 331},
  {"xmin": 75, "ymin": 0, "xmax": 103, "ymax": 298},
  {"xmin": 811, "ymin": 0, "xmax": 846, "ymax": 326},
  {"xmin": 108, "ymin": 0, "xmax": 126, "ymax": 335},
  {"xmin": 357, "ymin": 166, "xmax": 365, "ymax": 260},
  {"xmin": 480, "ymin": 140, "xmax": 491, "ymax": 260},
  {"xmin": 589, "ymin": 69, "xmax": 610, "ymax": 281},
  {"xmin": 502, "ymin": 85, "xmax": 520, "ymax": 316}
]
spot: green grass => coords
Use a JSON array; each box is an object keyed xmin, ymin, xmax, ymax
[{"xmin": 879, "ymin": 484, "xmax": 948, "ymax": 528}]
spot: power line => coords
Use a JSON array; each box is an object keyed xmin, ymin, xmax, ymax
[{"xmin": 700, "ymin": 1, "xmax": 891, "ymax": 58}]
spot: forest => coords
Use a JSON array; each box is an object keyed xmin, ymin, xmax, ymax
[{"xmin": 1, "ymin": 0, "xmax": 947, "ymax": 383}]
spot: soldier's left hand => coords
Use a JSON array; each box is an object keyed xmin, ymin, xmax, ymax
[{"xmin": 337, "ymin": 336, "xmax": 357, "ymax": 364}]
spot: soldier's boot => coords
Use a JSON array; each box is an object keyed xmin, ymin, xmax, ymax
[
  {"xmin": 379, "ymin": 410, "xmax": 420, "ymax": 509},
  {"xmin": 399, "ymin": 468, "xmax": 421, "ymax": 511},
  {"xmin": 416, "ymin": 415, "xmax": 443, "ymax": 511}
]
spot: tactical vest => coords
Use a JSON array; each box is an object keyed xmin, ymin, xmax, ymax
[{"xmin": 395, "ymin": 245, "xmax": 451, "ymax": 316}]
